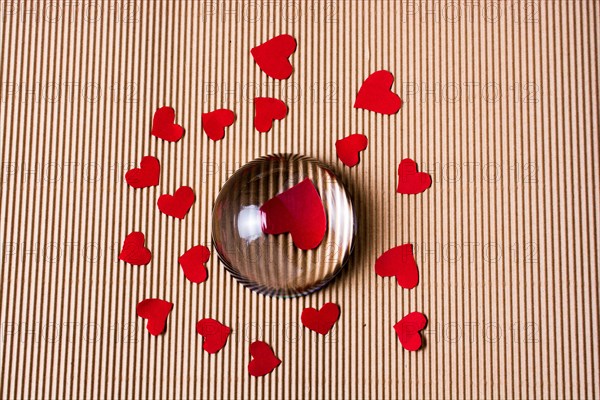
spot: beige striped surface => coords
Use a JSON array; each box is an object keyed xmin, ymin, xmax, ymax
[{"xmin": 1, "ymin": 1, "xmax": 599, "ymax": 399}]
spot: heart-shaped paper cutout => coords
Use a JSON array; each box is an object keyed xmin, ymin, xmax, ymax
[
  {"xmin": 375, "ymin": 243, "xmax": 419, "ymax": 289},
  {"xmin": 354, "ymin": 70, "xmax": 402, "ymax": 115},
  {"xmin": 157, "ymin": 186, "xmax": 195, "ymax": 219},
  {"xmin": 254, "ymin": 97, "xmax": 287, "ymax": 133},
  {"xmin": 136, "ymin": 298, "xmax": 173, "ymax": 336},
  {"xmin": 125, "ymin": 156, "xmax": 160, "ymax": 188},
  {"xmin": 394, "ymin": 312, "xmax": 427, "ymax": 351},
  {"xmin": 119, "ymin": 232, "xmax": 151, "ymax": 266},
  {"xmin": 178, "ymin": 245, "xmax": 210, "ymax": 284},
  {"xmin": 151, "ymin": 106, "xmax": 184, "ymax": 142},
  {"xmin": 251, "ymin": 34, "xmax": 297, "ymax": 80},
  {"xmin": 248, "ymin": 341, "xmax": 281, "ymax": 377},
  {"xmin": 259, "ymin": 178, "xmax": 327, "ymax": 250},
  {"xmin": 196, "ymin": 318, "xmax": 231, "ymax": 354},
  {"xmin": 396, "ymin": 158, "xmax": 432, "ymax": 194},
  {"xmin": 335, "ymin": 134, "xmax": 368, "ymax": 167},
  {"xmin": 202, "ymin": 108, "xmax": 235, "ymax": 141},
  {"xmin": 301, "ymin": 302, "xmax": 340, "ymax": 335}
]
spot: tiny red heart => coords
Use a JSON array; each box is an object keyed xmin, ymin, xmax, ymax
[
  {"xmin": 178, "ymin": 245, "xmax": 210, "ymax": 284},
  {"xmin": 375, "ymin": 243, "xmax": 419, "ymax": 289},
  {"xmin": 251, "ymin": 34, "xmax": 297, "ymax": 80},
  {"xmin": 354, "ymin": 70, "xmax": 402, "ymax": 115},
  {"xmin": 125, "ymin": 156, "xmax": 160, "ymax": 188},
  {"xmin": 260, "ymin": 178, "xmax": 327, "ymax": 250},
  {"xmin": 248, "ymin": 341, "xmax": 281, "ymax": 377},
  {"xmin": 136, "ymin": 298, "xmax": 173, "ymax": 336},
  {"xmin": 157, "ymin": 186, "xmax": 195, "ymax": 219},
  {"xmin": 394, "ymin": 311, "xmax": 427, "ymax": 351},
  {"xmin": 301, "ymin": 302, "xmax": 340, "ymax": 335},
  {"xmin": 119, "ymin": 231, "xmax": 151, "ymax": 266},
  {"xmin": 396, "ymin": 158, "xmax": 432, "ymax": 194},
  {"xmin": 202, "ymin": 108, "xmax": 235, "ymax": 141},
  {"xmin": 254, "ymin": 97, "xmax": 287, "ymax": 133},
  {"xmin": 196, "ymin": 318, "xmax": 231, "ymax": 354},
  {"xmin": 151, "ymin": 106, "xmax": 184, "ymax": 142},
  {"xmin": 335, "ymin": 134, "xmax": 368, "ymax": 167}
]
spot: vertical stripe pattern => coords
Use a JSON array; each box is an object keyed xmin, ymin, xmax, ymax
[{"xmin": 0, "ymin": 1, "xmax": 598, "ymax": 399}]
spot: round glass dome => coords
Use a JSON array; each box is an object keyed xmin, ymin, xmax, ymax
[{"xmin": 211, "ymin": 154, "xmax": 355, "ymax": 297}]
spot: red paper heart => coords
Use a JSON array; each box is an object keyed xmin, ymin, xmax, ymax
[
  {"xmin": 125, "ymin": 156, "xmax": 160, "ymax": 188},
  {"xmin": 251, "ymin": 34, "xmax": 297, "ymax": 80},
  {"xmin": 259, "ymin": 178, "xmax": 327, "ymax": 250},
  {"xmin": 178, "ymin": 245, "xmax": 210, "ymax": 284},
  {"xmin": 151, "ymin": 106, "xmax": 184, "ymax": 142},
  {"xmin": 375, "ymin": 243, "xmax": 419, "ymax": 289},
  {"xmin": 248, "ymin": 341, "xmax": 281, "ymax": 377},
  {"xmin": 254, "ymin": 97, "xmax": 287, "ymax": 133},
  {"xmin": 354, "ymin": 70, "xmax": 402, "ymax": 115},
  {"xmin": 396, "ymin": 158, "xmax": 432, "ymax": 194},
  {"xmin": 119, "ymin": 232, "xmax": 151, "ymax": 266},
  {"xmin": 202, "ymin": 108, "xmax": 235, "ymax": 141},
  {"xmin": 394, "ymin": 312, "xmax": 427, "ymax": 351},
  {"xmin": 196, "ymin": 318, "xmax": 231, "ymax": 354},
  {"xmin": 136, "ymin": 298, "xmax": 173, "ymax": 336},
  {"xmin": 301, "ymin": 302, "xmax": 340, "ymax": 335},
  {"xmin": 157, "ymin": 186, "xmax": 195, "ymax": 219},
  {"xmin": 335, "ymin": 134, "xmax": 368, "ymax": 167}
]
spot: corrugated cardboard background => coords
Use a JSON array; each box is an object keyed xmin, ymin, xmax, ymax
[{"xmin": 1, "ymin": 1, "xmax": 599, "ymax": 399}]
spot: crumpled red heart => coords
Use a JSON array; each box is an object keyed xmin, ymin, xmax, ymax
[
  {"xmin": 375, "ymin": 243, "xmax": 419, "ymax": 289},
  {"xmin": 254, "ymin": 97, "xmax": 287, "ymax": 133},
  {"xmin": 136, "ymin": 298, "xmax": 174, "ymax": 336},
  {"xmin": 119, "ymin": 231, "xmax": 151, "ymax": 266},
  {"xmin": 125, "ymin": 156, "xmax": 160, "ymax": 188},
  {"xmin": 394, "ymin": 312, "xmax": 427, "ymax": 351},
  {"xmin": 196, "ymin": 318, "xmax": 231, "ymax": 354},
  {"xmin": 251, "ymin": 34, "xmax": 297, "ymax": 80},
  {"xmin": 178, "ymin": 245, "xmax": 210, "ymax": 284},
  {"xmin": 335, "ymin": 134, "xmax": 368, "ymax": 167},
  {"xmin": 202, "ymin": 108, "xmax": 235, "ymax": 141},
  {"xmin": 396, "ymin": 158, "xmax": 432, "ymax": 194},
  {"xmin": 259, "ymin": 178, "xmax": 327, "ymax": 250},
  {"xmin": 248, "ymin": 341, "xmax": 281, "ymax": 377},
  {"xmin": 301, "ymin": 302, "xmax": 340, "ymax": 335},
  {"xmin": 354, "ymin": 70, "xmax": 402, "ymax": 115},
  {"xmin": 151, "ymin": 106, "xmax": 185, "ymax": 142},
  {"xmin": 157, "ymin": 186, "xmax": 195, "ymax": 219}
]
